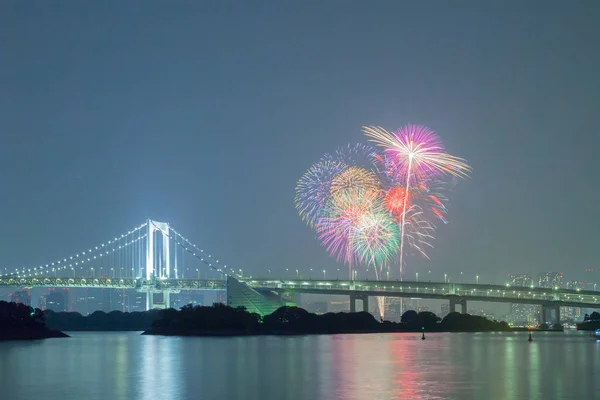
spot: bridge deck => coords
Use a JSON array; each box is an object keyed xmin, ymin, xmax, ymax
[
  {"xmin": 0, "ymin": 277, "xmax": 226, "ymax": 290},
  {"xmin": 244, "ymin": 278, "xmax": 600, "ymax": 308},
  {"xmin": 3, "ymin": 276, "xmax": 599, "ymax": 309}
]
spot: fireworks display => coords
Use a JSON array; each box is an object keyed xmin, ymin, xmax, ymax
[
  {"xmin": 317, "ymin": 188, "xmax": 380, "ymax": 266},
  {"xmin": 295, "ymin": 160, "xmax": 348, "ymax": 229},
  {"xmin": 295, "ymin": 124, "xmax": 471, "ymax": 318}
]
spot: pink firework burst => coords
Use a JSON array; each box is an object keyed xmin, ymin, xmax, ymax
[{"xmin": 363, "ymin": 124, "xmax": 471, "ymax": 184}]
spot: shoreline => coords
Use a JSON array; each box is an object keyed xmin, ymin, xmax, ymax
[
  {"xmin": 142, "ymin": 328, "xmax": 528, "ymax": 337},
  {"xmin": 0, "ymin": 328, "xmax": 69, "ymax": 341}
]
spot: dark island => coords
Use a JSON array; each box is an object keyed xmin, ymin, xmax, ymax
[
  {"xmin": 44, "ymin": 309, "xmax": 162, "ymax": 332},
  {"xmin": 142, "ymin": 303, "xmax": 511, "ymax": 336},
  {"xmin": 0, "ymin": 301, "xmax": 68, "ymax": 341},
  {"xmin": 576, "ymin": 312, "xmax": 600, "ymax": 331}
]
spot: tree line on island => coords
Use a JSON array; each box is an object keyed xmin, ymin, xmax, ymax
[
  {"xmin": 144, "ymin": 304, "xmax": 511, "ymax": 336},
  {"xmin": 3, "ymin": 300, "xmax": 600, "ymax": 340},
  {"xmin": 0, "ymin": 301, "xmax": 67, "ymax": 340}
]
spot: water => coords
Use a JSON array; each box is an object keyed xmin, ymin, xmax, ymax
[{"xmin": 1, "ymin": 331, "xmax": 599, "ymax": 400}]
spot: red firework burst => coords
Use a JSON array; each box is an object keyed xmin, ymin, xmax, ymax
[{"xmin": 384, "ymin": 186, "xmax": 410, "ymax": 216}]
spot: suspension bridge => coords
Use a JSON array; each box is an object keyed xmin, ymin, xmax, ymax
[
  {"xmin": 2, "ymin": 219, "xmax": 600, "ymax": 321},
  {"xmin": 0, "ymin": 219, "xmax": 238, "ymax": 310}
]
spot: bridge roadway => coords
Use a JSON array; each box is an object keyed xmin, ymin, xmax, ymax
[
  {"xmin": 0, "ymin": 276, "xmax": 226, "ymax": 291},
  {"xmin": 243, "ymin": 278, "xmax": 600, "ymax": 318}
]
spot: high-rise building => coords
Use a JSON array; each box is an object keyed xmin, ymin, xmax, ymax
[
  {"xmin": 566, "ymin": 281, "xmax": 586, "ymax": 290},
  {"xmin": 508, "ymin": 274, "xmax": 535, "ymax": 325},
  {"xmin": 171, "ymin": 291, "xmax": 204, "ymax": 309},
  {"xmin": 538, "ymin": 272, "xmax": 563, "ymax": 289},
  {"xmin": 128, "ymin": 291, "xmax": 145, "ymax": 312},
  {"xmin": 441, "ymin": 303, "xmax": 449, "ymax": 316},
  {"xmin": 508, "ymin": 274, "xmax": 534, "ymax": 287},
  {"xmin": 73, "ymin": 289, "xmax": 100, "ymax": 315},
  {"xmin": 309, "ymin": 301, "xmax": 328, "ymax": 314},
  {"xmin": 564, "ymin": 281, "xmax": 587, "ymax": 321},
  {"xmin": 97, "ymin": 289, "xmax": 126, "ymax": 312},
  {"xmin": 47, "ymin": 291, "xmax": 67, "ymax": 312},
  {"xmin": 39, "ymin": 295, "xmax": 47, "ymax": 310},
  {"xmin": 383, "ymin": 297, "xmax": 402, "ymax": 321},
  {"xmin": 217, "ymin": 291, "xmax": 226, "ymax": 304},
  {"xmin": 583, "ymin": 269, "xmax": 596, "ymax": 290},
  {"xmin": 10, "ymin": 290, "xmax": 31, "ymax": 306}
]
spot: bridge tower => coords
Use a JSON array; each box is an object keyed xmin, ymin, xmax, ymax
[
  {"xmin": 146, "ymin": 219, "xmax": 170, "ymax": 280},
  {"xmin": 143, "ymin": 219, "xmax": 176, "ymax": 310}
]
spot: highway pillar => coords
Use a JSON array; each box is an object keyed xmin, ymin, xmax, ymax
[
  {"xmin": 541, "ymin": 305, "xmax": 545, "ymax": 324},
  {"xmin": 541, "ymin": 304, "xmax": 549, "ymax": 324},
  {"xmin": 553, "ymin": 304, "xmax": 560, "ymax": 325},
  {"xmin": 362, "ymin": 296, "xmax": 369, "ymax": 312},
  {"xmin": 350, "ymin": 294, "xmax": 356, "ymax": 313},
  {"xmin": 146, "ymin": 290, "xmax": 154, "ymax": 310},
  {"xmin": 164, "ymin": 291, "xmax": 171, "ymax": 309},
  {"xmin": 449, "ymin": 297, "xmax": 467, "ymax": 314}
]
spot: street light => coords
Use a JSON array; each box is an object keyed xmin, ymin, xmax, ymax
[
  {"xmin": 461, "ymin": 271, "xmax": 463, "ymax": 283},
  {"xmin": 268, "ymin": 269, "xmax": 271, "ymax": 276},
  {"xmin": 196, "ymin": 268, "xmax": 200, "ymax": 279},
  {"xmin": 323, "ymin": 269, "xmax": 326, "ymax": 280},
  {"xmin": 296, "ymin": 269, "xmax": 299, "ymax": 278},
  {"xmin": 428, "ymin": 270, "xmax": 431, "ymax": 281},
  {"xmin": 416, "ymin": 272, "xmax": 419, "ymax": 282},
  {"xmin": 310, "ymin": 268, "xmax": 313, "ymax": 278},
  {"xmin": 476, "ymin": 275, "xmax": 480, "ymax": 284},
  {"xmin": 444, "ymin": 273, "xmax": 447, "ymax": 283}
]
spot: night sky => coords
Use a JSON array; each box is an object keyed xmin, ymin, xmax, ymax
[{"xmin": 1, "ymin": 1, "xmax": 598, "ymax": 285}]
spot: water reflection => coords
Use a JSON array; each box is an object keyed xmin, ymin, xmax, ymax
[{"xmin": 0, "ymin": 331, "xmax": 599, "ymax": 400}]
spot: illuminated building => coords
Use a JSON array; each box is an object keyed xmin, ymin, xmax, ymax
[
  {"xmin": 583, "ymin": 269, "xmax": 596, "ymax": 290},
  {"xmin": 440, "ymin": 303, "xmax": 449, "ymax": 316},
  {"xmin": 171, "ymin": 292, "xmax": 204, "ymax": 309},
  {"xmin": 39, "ymin": 295, "xmax": 47, "ymax": 310},
  {"xmin": 326, "ymin": 300, "xmax": 349, "ymax": 313},
  {"xmin": 10, "ymin": 290, "xmax": 31, "ymax": 306},
  {"xmin": 508, "ymin": 274, "xmax": 536, "ymax": 325},
  {"xmin": 384, "ymin": 297, "xmax": 403, "ymax": 320},
  {"xmin": 47, "ymin": 291, "xmax": 67, "ymax": 312},
  {"xmin": 508, "ymin": 274, "xmax": 534, "ymax": 287},
  {"xmin": 302, "ymin": 301, "xmax": 329, "ymax": 314},
  {"xmin": 538, "ymin": 272, "xmax": 563, "ymax": 289},
  {"xmin": 563, "ymin": 281, "xmax": 587, "ymax": 321}
]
